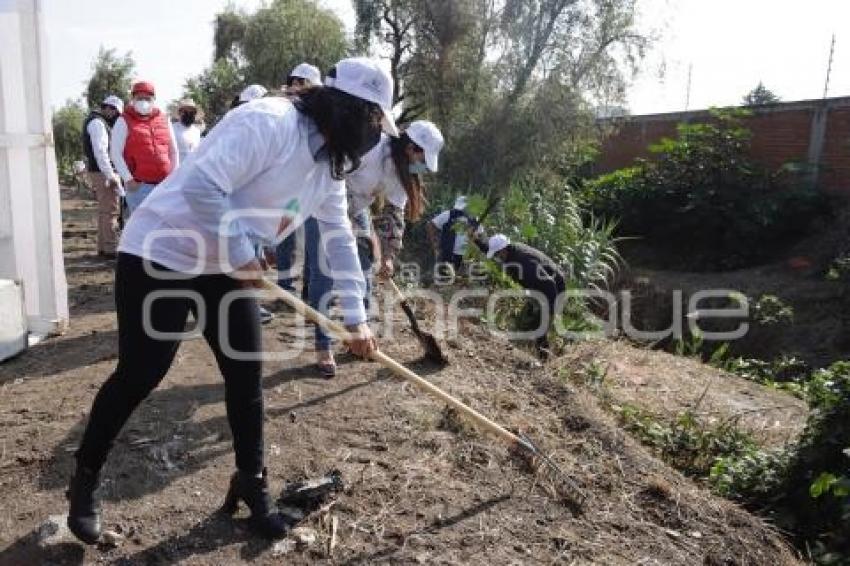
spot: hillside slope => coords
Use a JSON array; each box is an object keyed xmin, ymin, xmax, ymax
[{"xmin": 0, "ymin": 195, "xmax": 801, "ymax": 565}]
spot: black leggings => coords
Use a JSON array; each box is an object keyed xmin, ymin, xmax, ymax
[{"xmin": 76, "ymin": 253, "xmax": 264, "ymax": 475}]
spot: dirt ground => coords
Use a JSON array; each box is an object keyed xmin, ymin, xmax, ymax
[
  {"xmin": 0, "ymin": 192, "xmax": 804, "ymax": 564},
  {"xmin": 618, "ymin": 205, "xmax": 850, "ymax": 369}
]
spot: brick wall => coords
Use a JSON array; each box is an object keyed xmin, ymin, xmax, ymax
[{"xmin": 594, "ymin": 97, "xmax": 850, "ymax": 194}]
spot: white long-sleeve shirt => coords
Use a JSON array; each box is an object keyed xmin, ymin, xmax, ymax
[
  {"xmin": 345, "ymin": 133, "xmax": 408, "ymax": 215},
  {"xmin": 86, "ymin": 118, "xmax": 116, "ymax": 178},
  {"xmin": 119, "ymin": 97, "xmax": 367, "ymax": 324},
  {"xmin": 173, "ymin": 122, "xmax": 202, "ymax": 163},
  {"xmin": 110, "ymin": 111, "xmax": 180, "ymax": 183}
]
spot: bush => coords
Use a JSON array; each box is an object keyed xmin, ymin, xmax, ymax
[
  {"xmin": 488, "ymin": 176, "xmax": 622, "ymax": 292},
  {"xmin": 709, "ymin": 360, "xmax": 850, "ymax": 562},
  {"xmin": 617, "ymin": 404, "xmax": 757, "ymax": 478},
  {"xmin": 581, "ymin": 109, "xmax": 828, "ymax": 270}
]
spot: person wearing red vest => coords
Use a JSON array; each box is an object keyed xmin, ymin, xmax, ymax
[{"xmin": 110, "ymin": 80, "xmax": 179, "ymax": 215}]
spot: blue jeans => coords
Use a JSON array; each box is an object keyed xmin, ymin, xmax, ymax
[
  {"xmin": 125, "ymin": 183, "xmax": 155, "ymax": 216},
  {"xmin": 275, "ymin": 230, "xmax": 298, "ymax": 293},
  {"xmin": 304, "ymin": 218, "xmax": 335, "ymax": 351},
  {"xmin": 305, "ymin": 212, "xmax": 373, "ymax": 351},
  {"xmin": 351, "ymin": 209, "xmax": 374, "ymax": 312}
]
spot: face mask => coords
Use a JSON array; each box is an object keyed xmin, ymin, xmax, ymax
[
  {"xmin": 409, "ymin": 161, "xmax": 429, "ymax": 175},
  {"xmin": 180, "ymin": 111, "xmax": 196, "ymax": 127},
  {"xmin": 133, "ymin": 100, "xmax": 153, "ymax": 115}
]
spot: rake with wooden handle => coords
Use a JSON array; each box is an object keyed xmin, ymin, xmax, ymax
[{"xmin": 260, "ymin": 279, "xmax": 585, "ymax": 505}]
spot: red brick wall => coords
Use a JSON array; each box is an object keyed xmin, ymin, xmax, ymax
[
  {"xmin": 595, "ymin": 97, "xmax": 850, "ymax": 194},
  {"xmin": 820, "ymin": 106, "xmax": 850, "ymax": 192}
]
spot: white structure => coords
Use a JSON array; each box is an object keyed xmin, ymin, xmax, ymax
[{"xmin": 0, "ymin": 0, "xmax": 68, "ymax": 358}]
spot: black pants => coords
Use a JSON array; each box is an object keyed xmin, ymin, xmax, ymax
[
  {"xmin": 516, "ymin": 280, "xmax": 565, "ymax": 354},
  {"xmin": 76, "ymin": 253, "xmax": 264, "ymax": 475}
]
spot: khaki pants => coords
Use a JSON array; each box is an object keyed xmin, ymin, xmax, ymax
[{"xmin": 86, "ymin": 172, "xmax": 120, "ymax": 254}]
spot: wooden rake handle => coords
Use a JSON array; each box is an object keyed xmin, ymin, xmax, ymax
[
  {"xmin": 259, "ymin": 279, "xmax": 528, "ymax": 451},
  {"xmin": 384, "ymin": 278, "xmax": 407, "ymax": 303}
]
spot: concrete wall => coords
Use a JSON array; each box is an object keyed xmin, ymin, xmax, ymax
[
  {"xmin": 0, "ymin": 0, "xmax": 68, "ymax": 335},
  {"xmin": 595, "ymin": 97, "xmax": 850, "ymax": 194}
]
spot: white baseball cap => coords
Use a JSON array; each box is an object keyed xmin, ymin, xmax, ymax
[
  {"xmin": 102, "ymin": 95, "xmax": 124, "ymax": 113},
  {"xmin": 486, "ymin": 234, "xmax": 510, "ymax": 258},
  {"xmin": 405, "ymin": 120, "xmax": 444, "ymax": 172},
  {"xmin": 325, "ymin": 57, "xmax": 399, "ymax": 137},
  {"xmin": 239, "ymin": 84, "xmax": 268, "ymax": 103},
  {"xmin": 289, "ymin": 62, "xmax": 321, "ymax": 86}
]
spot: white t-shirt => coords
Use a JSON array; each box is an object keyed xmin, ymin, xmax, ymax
[
  {"xmin": 431, "ymin": 208, "xmax": 480, "ymax": 256},
  {"xmin": 345, "ymin": 134, "xmax": 408, "ymax": 216},
  {"xmin": 119, "ymin": 97, "xmax": 367, "ymax": 324},
  {"xmin": 173, "ymin": 122, "xmax": 202, "ymax": 163}
]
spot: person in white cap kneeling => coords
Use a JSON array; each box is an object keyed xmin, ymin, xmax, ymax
[
  {"xmin": 480, "ymin": 233, "xmax": 566, "ymax": 359},
  {"xmin": 66, "ymin": 57, "xmax": 396, "ymax": 545}
]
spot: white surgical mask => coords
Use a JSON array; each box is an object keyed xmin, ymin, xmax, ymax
[{"xmin": 133, "ymin": 100, "xmax": 153, "ymax": 115}]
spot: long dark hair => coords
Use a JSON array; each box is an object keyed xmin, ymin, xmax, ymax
[
  {"xmin": 294, "ymin": 86, "xmax": 383, "ymax": 180},
  {"xmin": 389, "ymin": 133, "xmax": 425, "ymax": 221}
]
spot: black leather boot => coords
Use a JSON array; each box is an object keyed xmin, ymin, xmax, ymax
[
  {"xmin": 66, "ymin": 465, "xmax": 102, "ymax": 544},
  {"xmin": 221, "ymin": 468, "xmax": 288, "ymax": 539}
]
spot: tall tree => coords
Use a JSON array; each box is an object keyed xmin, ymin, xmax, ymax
[
  {"xmin": 743, "ymin": 82, "xmax": 780, "ymax": 106},
  {"xmin": 188, "ymin": 0, "xmax": 349, "ymax": 126},
  {"xmin": 85, "ymin": 47, "xmax": 135, "ymax": 109},
  {"xmin": 239, "ymin": 0, "xmax": 348, "ymax": 88},
  {"xmin": 354, "ymin": 0, "xmax": 650, "ymax": 192},
  {"xmin": 183, "ymin": 59, "xmax": 244, "ymax": 128},
  {"xmin": 214, "ymin": 6, "xmax": 248, "ymax": 62}
]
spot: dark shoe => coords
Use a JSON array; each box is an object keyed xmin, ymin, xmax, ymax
[
  {"xmin": 221, "ymin": 468, "xmax": 288, "ymax": 539},
  {"xmin": 317, "ymin": 361, "xmax": 336, "ymax": 379},
  {"xmin": 66, "ymin": 465, "xmax": 102, "ymax": 544},
  {"xmin": 316, "ymin": 351, "xmax": 336, "ymax": 379}
]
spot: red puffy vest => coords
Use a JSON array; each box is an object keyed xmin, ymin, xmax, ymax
[{"xmin": 122, "ymin": 106, "xmax": 173, "ymax": 183}]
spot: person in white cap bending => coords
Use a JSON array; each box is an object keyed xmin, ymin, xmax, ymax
[
  {"xmin": 81, "ymin": 94, "xmax": 124, "ymax": 258},
  {"xmin": 306, "ymin": 118, "xmax": 446, "ymax": 378},
  {"xmin": 480, "ymin": 234, "xmax": 566, "ymax": 358},
  {"xmin": 428, "ymin": 195, "xmax": 482, "ymax": 271},
  {"xmin": 66, "ymin": 57, "xmax": 397, "ymax": 545}
]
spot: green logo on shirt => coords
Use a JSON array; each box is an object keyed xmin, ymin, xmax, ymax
[{"xmin": 283, "ymin": 198, "xmax": 300, "ymax": 217}]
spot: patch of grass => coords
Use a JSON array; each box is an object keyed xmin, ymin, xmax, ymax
[{"xmin": 614, "ymin": 403, "xmax": 757, "ymax": 478}]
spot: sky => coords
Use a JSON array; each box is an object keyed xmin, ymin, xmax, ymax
[{"xmin": 44, "ymin": 0, "xmax": 850, "ymax": 116}]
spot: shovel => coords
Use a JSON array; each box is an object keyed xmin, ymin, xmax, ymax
[
  {"xmin": 260, "ymin": 279, "xmax": 585, "ymax": 506},
  {"xmin": 384, "ymin": 278, "xmax": 448, "ymax": 365}
]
